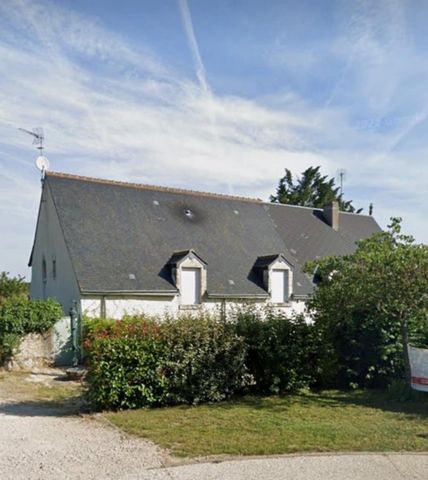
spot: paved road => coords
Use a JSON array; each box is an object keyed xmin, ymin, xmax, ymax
[{"xmin": 143, "ymin": 454, "xmax": 428, "ymax": 480}]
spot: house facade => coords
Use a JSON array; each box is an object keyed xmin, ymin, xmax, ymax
[{"xmin": 29, "ymin": 172, "xmax": 381, "ymax": 319}]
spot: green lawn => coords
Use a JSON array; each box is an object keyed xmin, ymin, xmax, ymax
[{"xmin": 105, "ymin": 390, "xmax": 428, "ymax": 457}]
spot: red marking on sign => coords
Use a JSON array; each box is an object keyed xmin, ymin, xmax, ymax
[{"xmin": 411, "ymin": 376, "xmax": 428, "ymax": 386}]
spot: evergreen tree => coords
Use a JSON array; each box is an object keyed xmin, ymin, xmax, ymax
[{"xmin": 270, "ymin": 166, "xmax": 361, "ymax": 213}]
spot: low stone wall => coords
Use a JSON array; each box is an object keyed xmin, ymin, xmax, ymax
[
  {"xmin": 4, "ymin": 316, "xmax": 73, "ymax": 371},
  {"xmin": 7, "ymin": 332, "xmax": 55, "ymax": 370}
]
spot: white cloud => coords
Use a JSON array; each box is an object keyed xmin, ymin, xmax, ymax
[{"xmin": 0, "ymin": 0, "xmax": 426, "ymax": 278}]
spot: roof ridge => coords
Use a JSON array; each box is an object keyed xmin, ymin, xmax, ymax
[
  {"xmin": 266, "ymin": 201, "xmax": 372, "ymax": 217},
  {"xmin": 46, "ymin": 171, "xmax": 263, "ymax": 204}
]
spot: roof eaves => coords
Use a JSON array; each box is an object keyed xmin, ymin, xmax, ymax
[
  {"xmin": 81, "ymin": 289, "xmax": 179, "ymax": 296},
  {"xmin": 207, "ymin": 293, "xmax": 269, "ymax": 299}
]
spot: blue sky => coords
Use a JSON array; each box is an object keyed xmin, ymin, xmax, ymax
[{"xmin": 0, "ymin": 0, "xmax": 427, "ymax": 278}]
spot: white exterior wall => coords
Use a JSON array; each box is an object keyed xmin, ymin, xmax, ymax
[
  {"xmin": 81, "ymin": 298, "xmax": 102, "ymax": 318},
  {"xmin": 30, "ymin": 185, "xmax": 80, "ymax": 314},
  {"xmin": 105, "ymin": 297, "xmax": 178, "ymax": 318},
  {"xmin": 81, "ymin": 295, "xmax": 308, "ymax": 320}
]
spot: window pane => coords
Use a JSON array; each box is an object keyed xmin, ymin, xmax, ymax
[{"xmin": 181, "ymin": 268, "xmax": 201, "ymax": 304}]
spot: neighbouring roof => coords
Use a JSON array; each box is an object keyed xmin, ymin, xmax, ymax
[{"xmin": 36, "ymin": 172, "xmax": 381, "ymax": 298}]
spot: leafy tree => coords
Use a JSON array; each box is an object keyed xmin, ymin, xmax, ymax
[
  {"xmin": 305, "ymin": 218, "xmax": 428, "ymax": 389},
  {"xmin": 270, "ymin": 166, "xmax": 361, "ymax": 212},
  {"xmin": 0, "ymin": 272, "xmax": 28, "ymax": 304}
]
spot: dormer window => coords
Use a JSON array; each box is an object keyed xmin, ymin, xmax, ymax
[
  {"xmin": 181, "ymin": 268, "xmax": 201, "ymax": 305},
  {"xmin": 254, "ymin": 254, "xmax": 293, "ymax": 304},
  {"xmin": 167, "ymin": 249, "xmax": 207, "ymax": 307},
  {"xmin": 271, "ymin": 269, "xmax": 290, "ymax": 303}
]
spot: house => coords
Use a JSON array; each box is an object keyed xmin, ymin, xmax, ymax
[{"xmin": 29, "ymin": 172, "xmax": 381, "ymax": 319}]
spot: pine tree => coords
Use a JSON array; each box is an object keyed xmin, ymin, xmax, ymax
[{"xmin": 270, "ymin": 166, "xmax": 361, "ymax": 212}]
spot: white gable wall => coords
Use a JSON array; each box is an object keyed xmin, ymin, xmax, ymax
[{"xmin": 30, "ymin": 185, "xmax": 80, "ymax": 315}]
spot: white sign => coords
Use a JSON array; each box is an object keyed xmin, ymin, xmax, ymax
[{"xmin": 408, "ymin": 345, "xmax": 428, "ymax": 392}]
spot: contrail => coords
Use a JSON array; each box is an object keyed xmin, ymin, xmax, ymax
[
  {"xmin": 178, "ymin": 0, "xmax": 210, "ymax": 94},
  {"xmin": 177, "ymin": 0, "xmax": 236, "ymax": 195}
]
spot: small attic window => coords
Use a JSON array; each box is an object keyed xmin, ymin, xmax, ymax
[
  {"xmin": 128, "ymin": 273, "xmax": 136, "ymax": 280},
  {"xmin": 42, "ymin": 257, "xmax": 47, "ymax": 283},
  {"xmin": 52, "ymin": 259, "xmax": 57, "ymax": 280}
]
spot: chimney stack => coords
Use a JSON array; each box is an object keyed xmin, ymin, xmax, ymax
[{"xmin": 323, "ymin": 201, "xmax": 339, "ymax": 230}]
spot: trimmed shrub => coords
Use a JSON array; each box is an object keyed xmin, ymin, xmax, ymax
[
  {"xmin": 84, "ymin": 316, "xmax": 168, "ymax": 410},
  {"xmin": 84, "ymin": 314, "xmax": 249, "ymax": 409},
  {"xmin": 234, "ymin": 308, "xmax": 320, "ymax": 394},
  {"xmin": 0, "ymin": 297, "xmax": 63, "ymax": 362},
  {"xmin": 162, "ymin": 315, "xmax": 248, "ymax": 404}
]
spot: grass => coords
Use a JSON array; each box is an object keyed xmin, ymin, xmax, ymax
[{"xmin": 105, "ymin": 390, "xmax": 428, "ymax": 457}]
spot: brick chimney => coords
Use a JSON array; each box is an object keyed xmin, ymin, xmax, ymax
[{"xmin": 323, "ymin": 201, "xmax": 339, "ymax": 230}]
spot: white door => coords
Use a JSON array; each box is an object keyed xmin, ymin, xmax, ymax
[
  {"xmin": 271, "ymin": 269, "xmax": 287, "ymax": 303},
  {"xmin": 181, "ymin": 268, "xmax": 201, "ymax": 304}
]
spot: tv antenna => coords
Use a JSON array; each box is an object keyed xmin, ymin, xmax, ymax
[
  {"xmin": 337, "ymin": 169, "xmax": 346, "ymax": 197},
  {"xmin": 18, "ymin": 127, "xmax": 49, "ymax": 179}
]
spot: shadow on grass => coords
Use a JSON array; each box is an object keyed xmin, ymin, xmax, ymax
[
  {"xmin": 0, "ymin": 396, "xmax": 85, "ymax": 417},
  {"xmin": 305, "ymin": 390, "xmax": 428, "ymax": 418},
  {"xmin": 199, "ymin": 389, "xmax": 428, "ymax": 420}
]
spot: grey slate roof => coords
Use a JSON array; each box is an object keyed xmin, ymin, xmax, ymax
[{"xmin": 41, "ymin": 172, "xmax": 381, "ymax": 298}]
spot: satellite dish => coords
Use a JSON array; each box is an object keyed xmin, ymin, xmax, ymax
[
  {"xmin": 36, "ymin": 155, "xmax": 49, "ymax": 172},
  {"xmin": 19, "ymin": 126, "xmax": 49, "ymax": 183}
]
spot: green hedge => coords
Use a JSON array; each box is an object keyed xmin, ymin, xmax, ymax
[
  {"xmin": 234, "ymin": 309, "xmax": 320, "ymax": 394},
  {"xmin": 84, "ymin": 311, "xmax": 321, "ymax": 410},
  {"xmin": 85, "ymin": 315, "xmax": 249, "ymax": 409},
  {"xmin": 84, "ymin": 317, "xmax": 168, "ymax": 409},
  {"xmin": 0, "ymin": 297, "xmax": 63, "ymax": 362},
  {"xmin": 162, "ymin": 315, "xmax": 248, "ymax": 405}
]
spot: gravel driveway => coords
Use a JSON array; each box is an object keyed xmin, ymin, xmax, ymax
[
  {"xmin": 0, "ymin": 400, "xmax": 166, "ymax": 479},
  {"xmin": 1, "ymin": 372, "xmax": 427, "ymax": 479}
]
